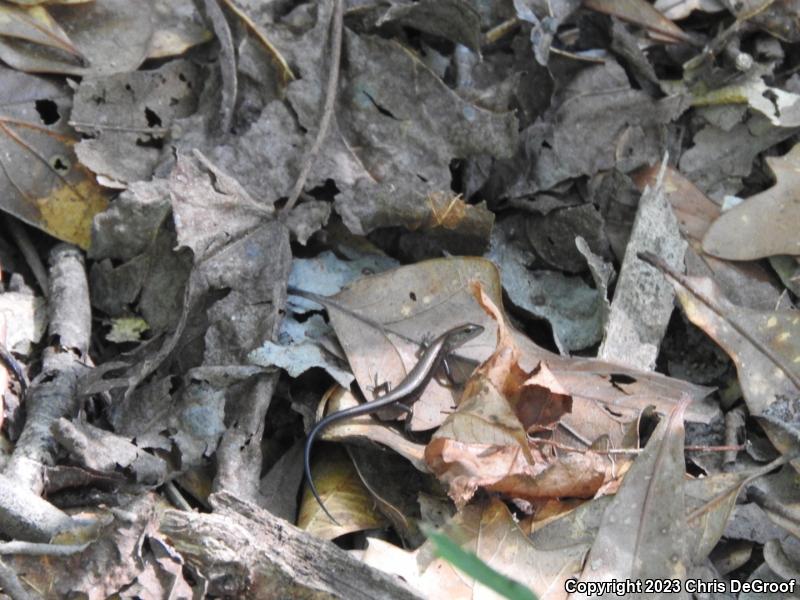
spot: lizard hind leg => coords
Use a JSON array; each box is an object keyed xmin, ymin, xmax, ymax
[{"xmin": 366, "ymin": 372, "xmax": 391, "ymax": 399}]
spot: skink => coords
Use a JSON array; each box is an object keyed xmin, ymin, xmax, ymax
[{"xmin": 303, "ymin": 322, "xmax": 484, "ymax": 524}]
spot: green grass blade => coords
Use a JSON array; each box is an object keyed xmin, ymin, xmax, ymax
[{"xmin": 426, "ymin": 529, "xmax": 538, "ymax": 600}]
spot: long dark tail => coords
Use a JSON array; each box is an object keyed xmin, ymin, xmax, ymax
[{"xmin": 304, "ymin": 417, "xmax": 340, "ymax": 525}]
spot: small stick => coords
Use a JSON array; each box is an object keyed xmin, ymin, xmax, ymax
[
  {"xmin": 5, "ymin": 217, "xmax": 48, "ymax": 295},
  {"xmin": 530, "ymin": 437, "xmax": 746, "ymax": 455},
  {"xmin": 282, "ymin": 0, "xmax": 343, "ymax": 214}
]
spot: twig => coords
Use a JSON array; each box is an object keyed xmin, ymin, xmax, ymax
[
  {"xmin": 724, "ymin": 408, "xmax": 745, "ymax": 466},
  {"xmin": 687, "ymin": 451, "xmax": 797, "ymax": 523},
  {"xmin": 164, "ymin": 481, "xmax": 193, "ymax": 512},
  {"xmin": 0, "ymin": 540, "xmax": 89, "ymax": 555},
  {"xmin": 639, "ymin": 251, "xmax": 800, "ymax": 391},
  {"xmin": 0, "ymin": 557, "xmax": 35, "ymax": 600},
  {"xmin": 4, "ymin": 245, "xmax": 91, "ymax": 497},
  {"xmin": 220, "ymin": 0, "xmax": 295, "ymax": 83},
  {"xmin": 482, "ymin": 17, "xmax": 520, "ymax": 46},
  {"xmin": 204, "ymin": 0, "xmax": 238, "ymax": 133},
  {"xmin": 530, "ymin": 438, "xmax": 746, "ymax": 455},
  {"xmin": 5, "ymin": 217, "xmax": 48, "ymax": 296},
  {"xmin": 281, "ymin": 0, "xmax": 343, "ymax": 215}
]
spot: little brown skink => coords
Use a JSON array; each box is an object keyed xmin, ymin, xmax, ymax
[{"xmin": 303, "ymin": 322, "xmax": 483, "ymax": 524}]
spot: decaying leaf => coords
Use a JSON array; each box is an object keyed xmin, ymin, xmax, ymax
[
  {"xmin": 489, "ymin": 218, "xmax": 606, "ymax": 353},
  {"xmin": 3, "ymin": 495, "xmax": 192, "ymax": 599},
  {"xmin": 632, "ymin": 163, "xmax": 785, "ymax": 310},
  {"xmin": 687, "ymin": 113, "xmax": 800, "ymax": 197},
  {"xmin": 290, "ymin": 257, "xmax": 498, "ymax": 432},
  {"xmin": 70, "ymin": 60, "xmax": 202, "ymax": 187},
  {"xmin": 504, "ymin": 59, "xmax": 685, "ymax": 198},
  {"xmin": 329, "ymin": 32, "xmax": 518, "ymax": 235},
  {"xmin": 290, "ymin": 257, "xmax": 715, "ymax": 435},
  {"xmin": 0, "ymin": 0, "xmax": 207, "ymax": 76},
  {"xmin": 0, "ymin": 3, "xmax": 83, "ymax": 60},
  {"xmin": 0, "ymin": 0, "xmax": 152, "ymax": 75},
  {"xmin": 0, "ymin": 65, "xmax": 108, "ymax": 248},
  {"xmin": 693, "ymin": 76, "xmax": 800, "ymax": 129}
]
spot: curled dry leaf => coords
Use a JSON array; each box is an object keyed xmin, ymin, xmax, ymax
[
  {"xmin": 425, "ymin": 283, "xmax": 616, "ymax": 508},
  {"xmin": 316, "ymin": 387, "xmax": 427, "ymax": 473},
  {"xmin": 298, "ymin": 444, "xmax": 386, "ymax": 539}
]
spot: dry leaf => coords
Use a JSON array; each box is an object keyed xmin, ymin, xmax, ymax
[
  {"xmin": 301, "ymin": 258, "xmax": 715, "ymax": 436},
  {"xmin": 703, "ymin": 142, "xmax": 800, "ymax": 259},
  {"xmin": 632, "ymin": 163, "xmax": 784, "ymax": 310},
  {"xmin": 0, "ymin": 3, "xmax": 83, "ymax": 59},
  {"xmin": 298, "ymin": 444, "xmax": 386, "ymax": 539},
  {"xmin": 598, "ymin": 159, "xmax": 687, "ymax": 371},
  {"xmin": 301, "ymin": 257, "xmax": 499, "ymax": 431},
  {"xmin": 572, "ymin": 397, "xmax": 691, "ymax": 598},
  {"xmin": 362, "ymin": 498, "xmax": 587, "ymax": 599},
  {"xmin": 426, "ymin": 285, "xmax": 616, "ymax": 507},
  {"xmin": 584, "ymin": 0, "xmax": 694, "ymax": 44},
  {"xmin": 0, "ymin": 66, "xmax": 108, "ymax": 248},
  {"xmin": 316, "ymin": 386, "xmax": 427, "ymax": 472},
  {"xmin": 643, "ymin": 254, "xmax": 800, "ymax": 453}
]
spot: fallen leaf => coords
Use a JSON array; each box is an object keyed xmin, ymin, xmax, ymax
[
  {"xmin": 0, "ymin": 3, "xmax": 83, "ymax": 60},
  {"xmin": 703, "ymin": 142, "xmax": 800, "ymax": 260},
  {"xmin": 4, "ymin": 495, "xmax": 191, "ymax": 599},
  {"xmin": 376, "ymin": 0, "xmax": 482, "ymax": 51},
  {"xmin": 693, "ymin": 76, "xmax": 800, "ymax": 128},
  {"xmin": 0, "ymin": 65, "xmax": 108, "ymax": 248},
  {"xmin": 106, "ymin": 317, "xmax": 149, "ymax": 344},
  {"xmin": 489, "ymin": 218, "xmax": 606, "ymax": 353},
  {"xmin": 294, "ymin": 257, "xmax": 499, "ymax": 432},
  {"xmin": 632, "ymin": 163, "xmax": 785, "ymax": 310},
  {"xmin": 292, "ymin": 257, "xmax": 715, "ymax": 435},
  {"xmin": 70, "ymin": 60, "xmax": 202, "ymax": 187},
  {"xmin": 654, "ymin": 0, "xmax": 725, "ymax": 20},
  {"xmin": 598, "ymin": 159, "xmax": 687, "ymax": 371},
  {"xmin": 685, "ymin": 471, "xmax": 757, "ymax": 563},
  {"xmin": 642, "ymin": 253, "xmax": 800, "ymax": 452},
  {"xmin": 426, "ymin": 285, "xmax": 616, "ymax": 507},
  {"xmin": 584, "ymin": 0, "xmax": 694, "ymax": 44},
  {"xmin": 298, "ymin": 444, "xmax": 386, "ymax": 539},
  {"xmin": 315, "ymin": 386, "xmax": 427, "ymax": 472},
  {"xmin": 362, "ymin": 498, "xmax": 587, "ymax": 599},
  {"xmin": 572, "ymin": 397, "xmax": 691, "ymax": 598},
  {"xmin": 0, "ymin": 0, "xmax": 151, "ymax": 75},
  {"xmin": 506, "ymin": 59, "xmax": 685, "ymax": 197}
]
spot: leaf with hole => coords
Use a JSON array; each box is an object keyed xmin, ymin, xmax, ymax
[{"xmin": 0, "ymin": 66, "xmax": 107, "ymax": 248}]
